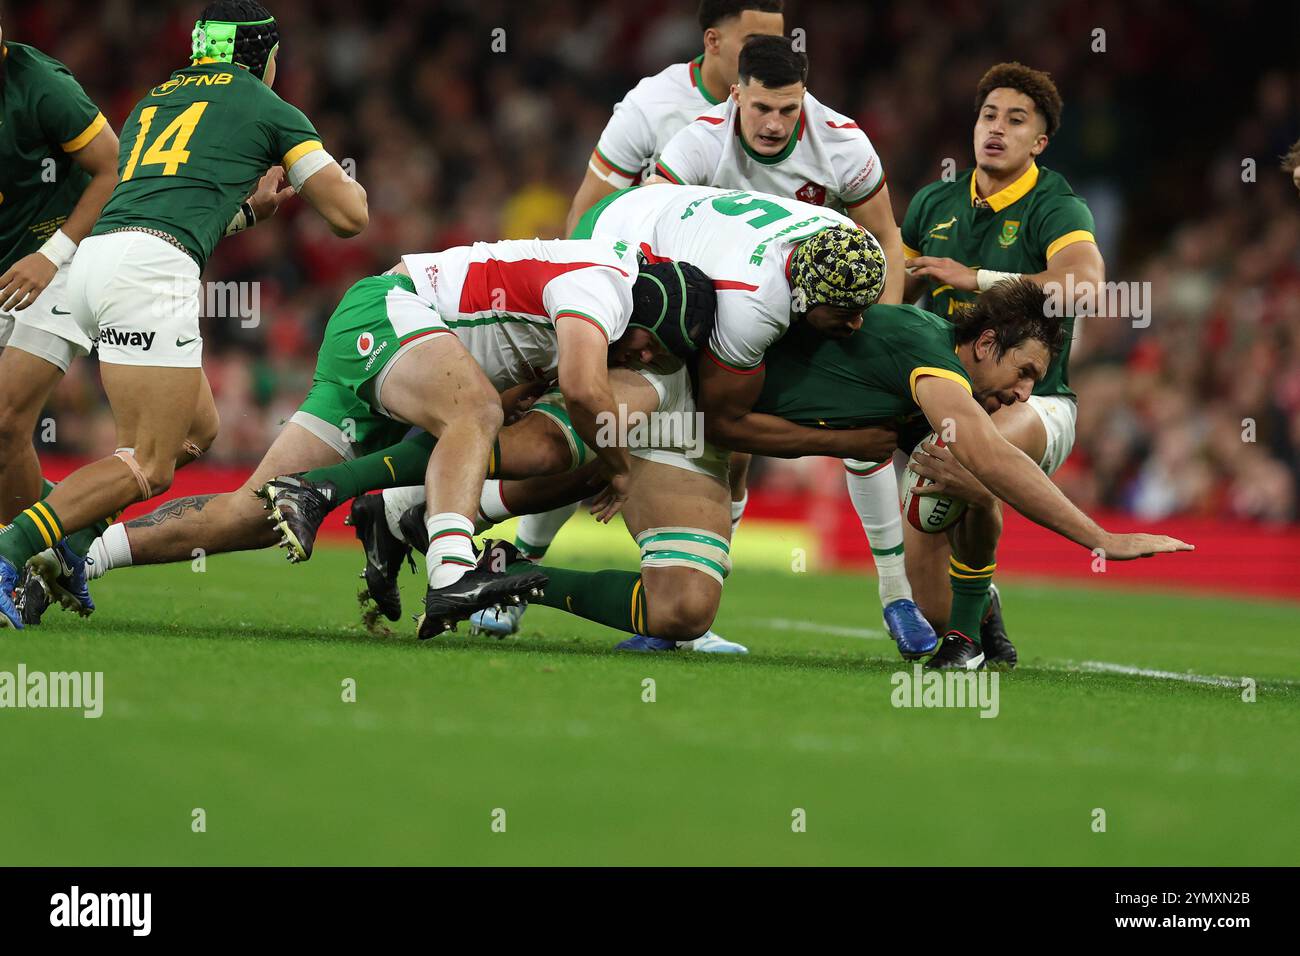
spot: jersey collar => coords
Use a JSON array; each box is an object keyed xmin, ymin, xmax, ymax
[
  {"xmin": 970, "ymin": 161, "xmax": 1039, "ymax": 212},
  {"xmin": 737, "ymin": 109, "xmax": 805, "ymax": 166},
  {"xmin": 690, "ymin": 55, "xmax": 724, "ymax": 106}
]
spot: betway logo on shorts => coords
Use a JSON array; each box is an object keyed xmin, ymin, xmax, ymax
[{"xmin": 97, "ymin": 328, "xmax": 156, "ymax": 351}]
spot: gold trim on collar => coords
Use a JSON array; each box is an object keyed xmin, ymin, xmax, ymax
[{"xmin": 971, "ymin": 162, "xmax": 1039, "ymax": 212}]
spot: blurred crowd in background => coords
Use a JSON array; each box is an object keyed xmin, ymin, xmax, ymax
[{"xmin": 10, "ymin": 0, "xmax": 1300, "ymax": 522}]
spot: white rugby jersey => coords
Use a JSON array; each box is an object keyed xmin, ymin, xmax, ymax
[
  {"xmin": 590, "ymin": 56, "xmax": 726, "ymax": 188},
  {"xmin": 654, "ymin": 91, "xmax": 885, "ymax": 213},
  {"xmin": 402, "ymin": 238, "xmax": 638, "ymax": 391},
  {"xmin": 586, "ymin": 184, "xmax": 856, "ymax": 372}
]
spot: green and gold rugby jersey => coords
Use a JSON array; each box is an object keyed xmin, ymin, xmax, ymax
[
  {"xmin": 757, "ymin": 302, "xmax": 970, "ymax": 437},
  {"xmin": 92, "ymin": 60, "xmax": 321, "ymax": 270},
  {"xmin": 901, "ymin": 162, "xmax": 1094, "ymax": 398},
  {"xmin": 0, "ymin": 42, "xmax": 107, "ymax": 274}
]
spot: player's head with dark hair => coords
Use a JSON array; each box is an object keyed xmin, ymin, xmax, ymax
[
  {"xmin": 699, "ymin": 0, "xmax": 785, "ymax": 31},
  {"xmin": 738, "ymin": 34, "xmax": 807, "ymax": 88},
  {"xmin": 952, "ymin": 278, "xmax": 1065, "ymax": 412},
  {"xmin": 615, "ymin": 261, "xmax": 717, "ymax": 364},
  {"xmin": 973, "ymin": 62, "xmax": 1062, "ymax": 180},
  {"xmin": 698, "ymin": 0, "xmax": 784, "ymax": 88},
  {"xmin": 1282, "ymin": 138, "xmax": 1300, "ymax": 174},
  {"xmin": 733, "ymin": 35, "xmax": 808, "ymax": 157},
  {"xmin": 193, "ymin": 0, "xmax": 280, "ymax": 85}
]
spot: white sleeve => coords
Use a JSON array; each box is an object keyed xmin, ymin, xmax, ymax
[
  {"xmin": 591, "ymin": 93, "xmax": 655, "ymax": 188},
  {"xmin": 706, "ymin": 296, "xmax": 784, "ymax": 373},
  {"xmin": 655, "ymin": 116, "xmax": 722, "ymax": 185},
  {"xmin": 543, "ymin": 264, "xmax": 636, "ymax": 343},
  {"xmin": 839, "ymin": 131, "xmax": 886, "ymax": 209}
]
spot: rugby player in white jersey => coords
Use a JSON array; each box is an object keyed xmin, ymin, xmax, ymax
[
  {"xmin": 334, "ymin": 185, "xmax": 892, "ymax": 650},
  {"xmin": 492, "ymin": 2, "xmax": 783, "ymax": 646},
  {"xmin": 647, "ymin": 36, "xmax": 933, "ymax": 657},
  {"xmin": 566, "ymin": 0, "xmax": 785, "ymax": 234}
]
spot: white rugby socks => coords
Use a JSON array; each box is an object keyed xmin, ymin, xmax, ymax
[
  {"xmin": 514, "ymin": 502, "xmax": 578, "ymax": 561},
  {"xmin": 424, "ymin": 513, "xmax": 476, "ymax": 588},
  {"xmin": 85, "ymin": 524, "xmax": 133, "ymax": 580},
  {"xmin": 844, "ymin": 460, "xmax": 912, "ymax": 607},
  {"xmin": 730, "ymin": 491, "xmax": 748, "ymax": 536},
  {"xmin": 476, "ymin": 480, "xmax": 514, "ymax": 532},
  {"xmin": 381, "ymin": 486, "xmax": 425, "ymax": 540}
]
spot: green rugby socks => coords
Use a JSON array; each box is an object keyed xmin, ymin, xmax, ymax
[
  {"xmin": 0, "ymin": 500, "xmax": 65, "ymax": 569},
  {"xmin": 948, "ymin": 557, "xmax": 995, "ymax": 643},
  {"xmin": 299, "ymin": 433, "xmax": 506, "ymax": 506},
  {"xmin": 509, "ymin": 562, "xmax": 646, "ymax": 634},
  {"xmin": 302, "ymin": 433, "xmax": 435, "ymax": 501}
]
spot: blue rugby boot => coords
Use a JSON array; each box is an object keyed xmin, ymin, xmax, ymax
[{"xmin": 884, "ymin": 598, "xmax": 937, "ymax": 660}]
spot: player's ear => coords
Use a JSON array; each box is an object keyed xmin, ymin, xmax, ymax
[{"xmin": 703, "ymin": 27, "xmax": 721, "ymax": 55}]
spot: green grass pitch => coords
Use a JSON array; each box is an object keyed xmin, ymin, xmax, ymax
[{"xmin": 1, "ymin": 516, "xmax": 1296, "ymax": 866}]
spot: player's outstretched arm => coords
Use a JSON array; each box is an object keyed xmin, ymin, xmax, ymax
[
  {"xmin": 914, "ymin": 376, "xmax": 1194, "ymax": 560},
  {"xmin": 699, "ymin": 357, "xmax": 896, "ymax": 460},
  {"xmin": 296, "ymin": 162, "xmax": 368, "ymax": 237}
]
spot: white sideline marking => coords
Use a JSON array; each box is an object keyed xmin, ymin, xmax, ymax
[
  {"xmin": 745, "ymin": 618, "xmax": 1297, "ymax": 689},
  {"xmin": 1051, "ymin": 660, "xmax": 1298, "ymax": 689}
]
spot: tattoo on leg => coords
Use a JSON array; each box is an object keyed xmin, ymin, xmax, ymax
[{"xmin": 126, "ymin": 494, "xmax": 217, "ymax": 528}]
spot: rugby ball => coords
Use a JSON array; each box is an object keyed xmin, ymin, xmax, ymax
[{"xmin": 901, "ymin": 433, "xmax": 967, "ymax": 533}]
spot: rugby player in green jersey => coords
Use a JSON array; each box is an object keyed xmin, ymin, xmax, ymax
[
  {"xmin": 0, "ymin": 1, "xmax": 368, "ymax": 628},
  {"xmin": 0, "ymin": 20, "xmax": 119, "ymax": 521},
  {"xmin": 896, "ymin": 62, "xmax": 1106, "ymax": 666},
  {"xmin": 472, "ymin": 281, "xmax": 1187, "ymax": 660}
]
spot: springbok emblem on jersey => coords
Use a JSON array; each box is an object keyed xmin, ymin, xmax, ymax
[
  {"xmin": 927, "ymin": 216, "xmax": 958, "ymax": 239},
  {"xmin": 998, "ymin": 220, "xmax": 1021, "ymax": 248},
  {"xmin": 796, "ymin": 182, "xmax": 827, "ymax": 206}
]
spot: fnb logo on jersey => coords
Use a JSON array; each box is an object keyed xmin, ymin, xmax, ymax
[
  {"xmin": 151, "ymin": 72, "xmax": 233, "ymax": 96},
  {"xmin": 98, "ymin": 328, "xmax": 156, "ymax": 351},
  {"xmin": 356, "ymin": 332, "xmax": 376, "ymax": 356}
]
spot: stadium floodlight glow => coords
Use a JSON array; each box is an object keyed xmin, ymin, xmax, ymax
[{"xmin": 191, "ymin": 16, "xmax": 280, "ymax": 82}]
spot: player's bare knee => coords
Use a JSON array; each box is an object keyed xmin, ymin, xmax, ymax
[
  {"xmin": 463, "ymin": 394, "xmax": 504, "ymax": 436},
  {"xmin": 139, "ymin": 459, "xmax": 177, "ymax": 499},
  {"xmin": 188, "ymin": 407, "xmax": 220, "ymax": 455},
  {"xmin": 650, "ymin": 589, "xmax": 717, "ymax": 641},
  {"xmin": 674, "ymin": 587, "xmax": 719, "ymax": 639},
  {"xmin": 534, "ymin": 426, "xmax": 573, "ymax": 473},
  {"xmin": 0, "ymin": 403, "xmax": 35, "ymax": 450}
]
